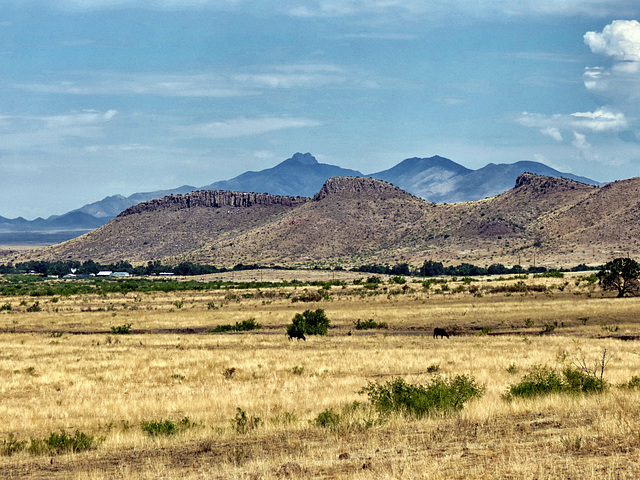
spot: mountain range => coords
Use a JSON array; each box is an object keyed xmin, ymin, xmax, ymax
[
  {"xmin": 0, "ymin": 152, "xmax": 598, "ymax": 245},
  {"xmin": 12, "ymin": 172, "xmax": 639, "ymax": 269}
]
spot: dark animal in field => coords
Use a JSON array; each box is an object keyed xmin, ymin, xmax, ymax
[
  {"xmin": 287, "ymin": 329, "xmax": 306, "ymax": 341},
  {"xmin": 433, "ymin": 327, "xmax": 449, "ymax": 339}
]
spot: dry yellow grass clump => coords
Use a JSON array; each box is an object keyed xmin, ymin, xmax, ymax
[{"xmin": 1, "ymin": 272, "xmax": 640, "ymax": 479}]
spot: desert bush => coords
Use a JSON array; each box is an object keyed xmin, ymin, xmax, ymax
[
  {"xmin": 0, "ymin": 303, "xmax": 12, "ymax": 311},
  {"xmin": 291, "ymin": 289, "xmax": 326, "ymax": 302},
  {"xmin": 354, "ymin": 318, "xmax": 388, "ymax": 330},
  {"xmin": 314, "ymin": 408, "xmax": 341, "ymax": 428},
  {"xmin": 209, "ymin": 318, "xmax": 262, "ymax": 333},
  {"xmin": 28, "ymin": 430, "xmax": 102, "ymax": 455},
  {"xmin": 313, "ymin": 402, "xmax": 376, "ymax": 432},
  {"xmin": 562, "ymin": 367, "xmax": 606, "ymax": 394},
  {"xmin": 233, "ymin": 408, "xmax": 261, "ymax": 434},
  {"xmin": 287, "ymin": 308, "xmax": 330, "ymax": 337},
  {"xmin": 1, "ymin": 434, "xmax": 27, "ymax": 456},
  {"xmin": 141, "ymin": 417, "xmax": 194, "ymax": 437},
  {"xmin": 619, "ymin": 376, "xmax": 640, "ymax": 389},
  {"xmin": 26, "ymin": 301, "xmax": 41, "ymax": 312},
  {"xmin": 504, "ymin": 365, "xmax": 564, "ymax": 399},
  {"xmin": 505, "ymin": 364, "xmax": 607, "ymax": 400},
  {"xmin": 389, "ymin": 276, "xmax": 406, "ymax": 284},
  {"xmin": 110, "ymin": 323, "xmax": 132, "ymax": 334},
  {"xmin": 173, "ymin": 299, "xmax": 184, "ymax": 309},
  {"xmin": 360, "ymin": 375, "xmax": 484, "ymax": 419}
]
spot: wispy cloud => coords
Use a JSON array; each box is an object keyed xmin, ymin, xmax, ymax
[
  {"xmin": 175, "ymin": 117, "xmax": 323, "ymax": 139},
  {"xmin": 12, "ymin": 65, "xmax": 348, "ymax": 97},
  {"xmin": 287, "ymin": 0, "xmax": 640, "ymax": 18},
  {"xmin": 6, "ymin": 0, "xmax": 638, "ymax": 18},
  {"xmin": 518, "ymin": 107, "xmax": 628, "ymax": 135}
]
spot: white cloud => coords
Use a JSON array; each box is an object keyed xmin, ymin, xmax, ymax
[
  {"xmin": 518, "ymin": 20, "xmax": 640, "ymax": 162},
  {"xmin": 176, "ymin": 117, "xmax": 323, "ymax": 138},
  {"xmin": 584, "ymin": 20, "xmax": 640, "ymax": 61},
  {"xmin": 569, "ymin": 108, "xmax": 628, "ymax": 132}
]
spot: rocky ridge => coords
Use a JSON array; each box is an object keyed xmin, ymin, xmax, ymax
[{"xmin": 119, "ymin": 190, "xmax": 308, "ymax": 217}]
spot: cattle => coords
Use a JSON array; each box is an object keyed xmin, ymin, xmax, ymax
[
  {"xmin": 287, "ymin": 329, "xmax": 306, "ymax": 341},
  {"xmin": 433, "ymin": 327, "xmax": 449, "ymax": 339}
]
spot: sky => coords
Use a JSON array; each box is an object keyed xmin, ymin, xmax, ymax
[{"xmin": 2, "ymin": 1, "xmax": 640, "ymax": 219}]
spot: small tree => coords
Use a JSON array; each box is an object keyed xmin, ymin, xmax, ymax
[
  {"xmin": 597, "ymin": 257, "xmax": 640, "ymax": 297},
  {"xmin": 287, "ymin": 309, "xmax": 330, "ymax": 336}
]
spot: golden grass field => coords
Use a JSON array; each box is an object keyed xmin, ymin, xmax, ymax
[{"xmin": 1, "ymin": 271, "xmax": 640, "ymax": 479}]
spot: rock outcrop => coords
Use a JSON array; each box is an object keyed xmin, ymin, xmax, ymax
[{"xmin": 119, "ymin": 190, "xmax": 308, "ymax": 217}]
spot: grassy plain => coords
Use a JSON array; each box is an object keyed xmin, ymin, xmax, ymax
[{"xmin": 1, "ymin": 271, "xmax": 640, "ymax": 479}]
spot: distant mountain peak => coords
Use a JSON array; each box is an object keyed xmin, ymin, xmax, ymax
[{"xmin": 287, "ymin": 152, "xmax": 318, "ymax": 166}]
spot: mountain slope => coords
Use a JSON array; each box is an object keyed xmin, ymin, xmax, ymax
[
  {"xmin": 200, "ymin": 152, "xmax": 363, "ymax": 197},
  {"xmin": 369, "ymin": 158, "xmax": 599, "ymax": 203},
  {"xmin": 21, "ymin": 173, "xmax": 638, "ymax": 268},
  {"xmin": 368, "ymin": 156, "xmax": 472, "ymax": 200}
]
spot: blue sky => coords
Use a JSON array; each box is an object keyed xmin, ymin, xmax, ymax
[{"xmin": 2, "ymin": 1, "xmax": 640, "ymax": 219}]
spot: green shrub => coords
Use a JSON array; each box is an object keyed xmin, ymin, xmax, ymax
[
  {"xmin": 360, "ymin": 375, "xmax": 484, "ymax": 419},
  {"xmin": 233, "ymin": 408, "xmax": 261, "ymax": 434},
  {"xmin": 619, "ymin": 376, "xmax": 640, "ymax": 389},
  {"xmin": 209, "ymin": 317, "xmax": 262, "ymax": 333},
  {"xmin": 562, "ymin": 367, "xmax": 606, "ymax": 394},
  {"xmin": 141, "ymin": 417, "xmax": 194, "ymax": 437},
  {"xmin": 354, "ymin": 318, "xmax": 388, "ymax": 330},
  {"xmin": 505, "ymin": 365, "xmax": 564, "ymax": 399},
  {"xmin": 505, "ymin": 364, "xmax": 607, "ymax": 400},
  {"xmin": 28, "ymin": 430, "xmax": 102, "ymax": 455},
  {"xmin": 111, "ymin": 323, "xmax": 132, "ymax": 334},
  {"xmin": 141, "ymin": 419, "xmax": 178, "ymax": 437},
  {"xmin": 314, "ymin": 408, "xmax": 342, "ymax": 428},
  {"xmin": 287, "ymin": 309, "xmax": 330, "ymax": 337},
  {"xmin": 389, "ymin": 276, "xmax": 406, "ymax": 285},
  {"xmin": 0, "ymin": 303, "xmax": 12, "ymax": 312},
  {"xmin": 26, "ymin": 301, "xmax": 41, "ymax": 312}
]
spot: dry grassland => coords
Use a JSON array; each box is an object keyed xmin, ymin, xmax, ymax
[{"xmin": 1, "ymin": 273, "xmax": 640, "ymax": 479}]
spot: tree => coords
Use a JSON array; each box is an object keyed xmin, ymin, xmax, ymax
[
  {"xmin": 287, "ymin": 309, "xmax": 330, "ymax": 337},
  {"xmin": 422, "ymin": 260, "xmax": 444, "ymax": 277},
  {"xmin": 597, "ymin": 257, "xmax": 640, "ymax": 297}
]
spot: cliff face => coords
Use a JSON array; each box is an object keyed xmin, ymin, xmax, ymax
[{"xmin": 119, "ymin": 190, "xmax": 308, "ymax": 217}]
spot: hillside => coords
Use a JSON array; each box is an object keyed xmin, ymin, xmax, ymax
[
  {"xmin": 0, "ymin": 153, "xmax": 599, "ymax": 247},
  {"xmin": 10, "ymin": 173, "xmax": 639, "ymax": 269}
]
